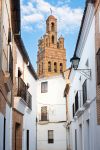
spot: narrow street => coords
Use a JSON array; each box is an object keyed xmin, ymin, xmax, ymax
[{"xmin": 0, "ymin": 0, "xmax": 100, "ymax": 150}]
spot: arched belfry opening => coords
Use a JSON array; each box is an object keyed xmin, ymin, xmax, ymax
[
  {"xmin": 51, "ymin": 22, "xmax": 55, "ymax": 31},
  {"xmin": 52, "ymin": 35, "xmax": 54, "ymax": 44}
]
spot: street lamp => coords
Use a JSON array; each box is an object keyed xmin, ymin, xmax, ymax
[
  {"xmin": 70, "ymin": 55, "xmax": 91, "ymax": 79},
  {"xmin": 70, "ymin": 55, "xmax": 80, "ymax": 70}
]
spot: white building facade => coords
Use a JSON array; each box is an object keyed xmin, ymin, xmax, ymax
[
  {"xmin": 12, "ymin": 36, "xmax": 37, "ymax": 150},
  {"xmin": 67, "ymin": 1, "xmax": 100, "ymax": 150},
  {"xmin": 0, "ymin": 0, "xmax": 13, "ymax": 149},
  {"xmin": 37, "ymin": 75, "xmax": 67, "ymax": 150}
]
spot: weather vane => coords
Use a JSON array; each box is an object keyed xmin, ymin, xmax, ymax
[{"xmin": 50, "ymin": 8, "xmax": 53, "ymax": 15}]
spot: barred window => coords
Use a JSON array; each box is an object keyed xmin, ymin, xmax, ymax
[
  {"xmin": 48, "ymin": 130, "xmax": 54, "ymax": 143},
  {"xmin": 54, "ymin": 62, "xmax": 57, "ymax": 72},
  {"xmin": 48, "ymin": 61, "xmax": 51, "ymax": 72},
  {"xmin": 72, "ymin": 103, "xmax": 75, "ymax": 118},
  {"xmin": 75, "ymin": 92, "xmax": 78, "ymax": 112},
  {"xmin": 41, "ymin": 106, "xmax": 47, "ymax": 121},
  {"xmin": 82, "ymin": 80, "xmax": 87, "ymax": 104},
  {"xmin": 60, "ymin": 63, "xmax": 63, "ymax": 73},
  {"xmin": 52, "ymin": 35, "xmax": 54, "ymax": 44},
  {"xmin": 41, "ymin": 82, "xmax": 48, "ymax": 93},
  {"xmin": 51, "ymin": 22, "xmax": 55, "ymax": 31}
]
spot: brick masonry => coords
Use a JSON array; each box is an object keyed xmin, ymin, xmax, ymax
[{"xmin": 37, "ymin": 15, "xmax": 66, "ymax": 78}]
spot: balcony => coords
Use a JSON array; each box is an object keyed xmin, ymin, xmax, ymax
[{"xmin": 16, "ymin": 77, "xmax": 32, "ymax": 109}]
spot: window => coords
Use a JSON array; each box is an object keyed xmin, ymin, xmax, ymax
[
  {"xmin": 8, "ymin": 29, "xmax": 11, "ymax": 43},
  {"xmin": 51, "ymin": 22, "xmax": 54, "ymax": 31},
  {"xmin": 82, "ymin": 80, "xmax": 87, "ymax": 104},
  {"xmin": 41, "ymin": 82, "xmax": 48, "ymax": 93},
  {"xmin": 75, "ymin": 92, "xmax": 78, "ymax": 112},
  {"xmin": 18, "ymin": 67, "xmax": 22, "ymax": 78},
  {"xmin": 48, "ymin": 61, "xmax": 51, "ymax": 72},
  {"xmin": 41, "ymin": 106, "xmax": 48, "ymax": 121},
  {"xmin": 60, "ymin": 63, "xmax": 63, "ymax": 73},
  {"xmin": 97, "ymin": 49, "xmax": 100, "ymax": 85},
  {"xmin": 72, "ymin": 103, "xmax": 75, "ymax": 118},
  {"xmin": 9, "ymin": 46, "xmax": 13, "ymax": 80},
  {"xmin": 54, "ymin": 62, "xmax": 57, "ymax": 72},
  {"xmin": 48, "ymin": 130, "xmax": 54, "ymax": 143},
  {"xmin": 26, "ymin": 130, "xmax": 29, "ymax": 150},
  {"xmin": 52, "ymin": 35, "xmax": 54, "ymax": 44}
]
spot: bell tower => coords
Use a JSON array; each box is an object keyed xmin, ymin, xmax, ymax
[
  {"xmin": 37, "ymin": 15, "xmax": 66, "ymax": 78},
  {"xmin": 46, "ymin": 15, "xmax": 57, "ymax": 47}
]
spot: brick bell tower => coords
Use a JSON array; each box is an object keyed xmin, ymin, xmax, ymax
[{"xmin": 37, "ymin": 15, "xmax": 66, "ymax": 78}]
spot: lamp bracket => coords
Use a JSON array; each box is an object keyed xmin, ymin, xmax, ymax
[{"xmin": 75, "ymin": 69, "xmax": 91, "ymax": 79}]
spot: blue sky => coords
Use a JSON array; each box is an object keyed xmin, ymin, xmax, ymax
[{"xmin": 21, "ymin": 0, "xmax": 85, "ymax": 71}]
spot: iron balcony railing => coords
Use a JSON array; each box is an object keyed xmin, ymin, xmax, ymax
[{"xmin": 17, "ymin": 77, "xmax": 32, "ymax": 109}]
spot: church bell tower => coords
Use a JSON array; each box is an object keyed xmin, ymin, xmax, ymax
[{"xmin": 37, "ymin": 15, "xmax": 66, "ymax": 78}]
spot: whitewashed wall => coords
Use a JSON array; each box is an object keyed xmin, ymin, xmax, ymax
[
  {"xmin": 37, "ymin": 75, "xmax": 66, "ymax": 150},
  {"xmin": 68, "ymin": 4, "xmax": 100, "ymax": 150},
  {"xmin": 0, "ymin": 0, "xmax": 12, "ymax": 150},
  {"xmin": 15, "ymin": 46, "xmax": 37, "ymax": 150},
  {"xmin": 23, "ymin": 64, "xmax": 37, "ymax": 150}
]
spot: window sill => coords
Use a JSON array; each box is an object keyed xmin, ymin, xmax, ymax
[{"xmin": 38, "ymin": 120, "xmax": 49, "ymax": 125}]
